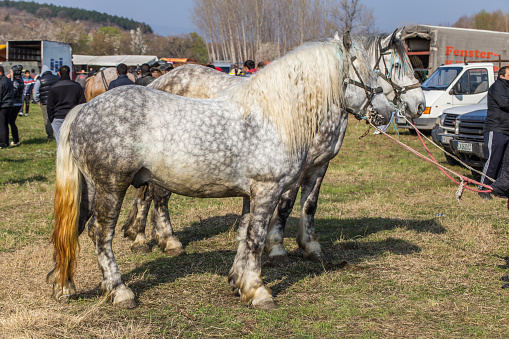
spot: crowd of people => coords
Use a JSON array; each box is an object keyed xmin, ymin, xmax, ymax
[{"xmin": 0, "ymin": 58, "xmax": 267, "ymax": 150}]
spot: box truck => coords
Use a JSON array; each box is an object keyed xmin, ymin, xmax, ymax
[
  {"xmin": 397, "ymin": 25, "xmax": 509, "ymax": 131},
  {"xmin": 0, "ymin": 40, "xmax": 73, "ymax": 77}
]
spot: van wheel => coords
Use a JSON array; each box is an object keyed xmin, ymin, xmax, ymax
[
  {"xmin": 409, "ymin": 128, "xmax": 417, "ymax": 135},
  {"xmin": 445, "ymin": 154, "xmax": 460, "ymax": 166}
]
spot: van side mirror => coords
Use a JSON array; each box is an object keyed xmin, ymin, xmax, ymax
[{"xmin": 449, "ymin": 82, "xmax": 462, "ymax": 95}]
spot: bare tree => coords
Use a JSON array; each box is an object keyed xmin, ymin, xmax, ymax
[
  {"xmin": 191, "ymin": 0, "xmax": 377, "ymax": 64},
  {"xmin": 329, "ymin": 0, "xmax": 375, "ymax": 34}
]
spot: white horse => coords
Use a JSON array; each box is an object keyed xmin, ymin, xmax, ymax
[
  {"xmin": 122, "ymin": 30, "xmax": 425, "ymax": 262},
  {"xmin": 48, "ymin": 32, "xmax": 392, "ymax": 309}
]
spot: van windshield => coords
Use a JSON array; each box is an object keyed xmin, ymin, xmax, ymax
[{"xmin": 421, "ymin": 67, "xmax": 462, "ymax": 90}]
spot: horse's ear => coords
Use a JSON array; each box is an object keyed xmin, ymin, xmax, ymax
[
  {"xmin": 382, "ymin": 28, "xmax": 398, "ymax": 47},
  {"xmin": 396, "ymin": 27, "xmax": 404, "ymax": 40},
  {"xmin": 343, "ymin": 31, "xmax": 352, "ymax": 50},
  {"xmin": 334, "ymin": 31, "xmax": 340, "ymax": 41}
]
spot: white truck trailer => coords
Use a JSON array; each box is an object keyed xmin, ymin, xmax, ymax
[{"xmin": 397, "ymin": 25, "xmax": 509, "ymax": 131}]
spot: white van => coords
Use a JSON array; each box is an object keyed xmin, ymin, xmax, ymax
[{"xmin": 397, "ymin": 62, "xmax": 495, "ymax": 131}]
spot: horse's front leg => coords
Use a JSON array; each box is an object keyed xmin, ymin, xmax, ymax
[
  {"xmin": 296, "ymin": 162, "xmax": 329, "ymax": 261},
  {"xmin": 121, "ymin": 185, "xmax": 153, "ymax": 253},
  {"xmin": 228, "ymin": 182, "xmax": 283, "ymax": 309},
  {"xmin": 264, "ymin": 184, "xmax": 300, "ymax": 261},
  {"xmin": 150, "ymin": 185, "xmax": 185, "ymax": 256},
  {"xmin": 94, "ymin": 186, "xmax": 136, "ymax": 308}
]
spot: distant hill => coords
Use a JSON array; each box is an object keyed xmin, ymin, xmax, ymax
[{"xmin": 0, "ymin": 0, "xmax": 152, "ymax": 33}]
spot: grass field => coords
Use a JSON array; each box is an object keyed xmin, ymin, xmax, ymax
[{"xmin": 1, "ymin": 105, "xmax": 509, "ymax": 338}]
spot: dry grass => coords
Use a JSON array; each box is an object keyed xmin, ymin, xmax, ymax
[{"xmin": 2, "ymin": 113, "xmax": 509, "ymax": 337}]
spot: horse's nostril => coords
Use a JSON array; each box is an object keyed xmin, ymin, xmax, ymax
[{"xmin": 418, "ymin": 103, "xmax": 425, "ymax": 113}]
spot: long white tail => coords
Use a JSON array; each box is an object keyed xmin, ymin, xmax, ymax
[{"xmin": 51, "ymin": 104, "xmax": 85, "ymax": 287}]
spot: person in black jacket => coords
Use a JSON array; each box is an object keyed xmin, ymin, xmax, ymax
[
  {"xmin": 33, "ymin": 65, "xmax": 59, "ymax": 140},
  {"xmin": 7, "ymin": 65, "xmax": 24, "ymax": 147},
  {"xmin": 0, "ymin": 66, "xmax": 13, "ymax": 149},
  {"xmin": 135, "ymin": 63, "xmax": 156, "ymax": 86},
  {"xmin": 47, "ymin": 65, "xmax": 85, "ymax": 146},
  {"xmin": 108, "ymin": 63, "xmax": 134, "ymax": 90},
  {"xmin": 479, "ymin": 66, "xmax": 509, "ymax": 199}
]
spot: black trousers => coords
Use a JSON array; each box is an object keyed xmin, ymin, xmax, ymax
[
  {"xmin": 0, "ymin": 107, "xmax": 10, "ymax": 147},
  {"xmin": 480, "ymin": 131, "xmax": 509, "ymax": 186},
  {"xmin": 8, "ymin": 105, "xmax": 21, "ymax": 144},
  {"xmin": 22, "ymin": 95, "xmax": 30, "ymax": 114}
]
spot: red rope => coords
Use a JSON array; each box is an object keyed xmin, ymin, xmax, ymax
[
  {"xmin": 411, "ymin": 121, "xmax": 492, "ymax": 194},
  {"xmin": 370, "ymin": 120, "xmax": 493, "ymax": 197}
]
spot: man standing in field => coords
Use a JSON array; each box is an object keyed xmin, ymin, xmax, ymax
[
  {"xmin": 479, "ymin": 66, "xmax": 509, "ymax": 199},
  {"xmin": 33, "ymin": 65, "xmax": 59, "ymax": 140},
  {"xmin": 108, "ymin": 63, "xmax": 134, "ymax": 90},
  {"xmin": 0, "ymin": 66, "xmax": 13, "ymax": 149},
  {"xmin": 135, "ymin": 63, "xmax": 156, "ymax": 86},
  {"xmin": 21, "ymin": 70, "xmax": 34, "ymax": 117},
  {"xmin": 47, "ymin": 65, "xmax": 85, "ymax": 145}
]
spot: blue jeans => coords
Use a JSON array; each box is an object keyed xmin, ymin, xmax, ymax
[{"xmin": 51, "ymin": 118, "xmax": 65, "ymax": 147}]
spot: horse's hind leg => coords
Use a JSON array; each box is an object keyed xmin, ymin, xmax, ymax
[
  {"xmin": 93, "ymin": 184, "xmax": 136, "ymax": 308},
  {"xmin": 150, "ymin": 185, "xmax": 185, "ymax": 256},
  {"xmin": 121, "ymin": 185, "xmax": 152, "ymax": 253},
  {"xmin": 264, "ymin": 185, "xmax": 300, "ymax": 261},
  {"xmin": 228, "ymin": 182, "xmax": 283, "ymax": 309},
  {"xmin": 296, "ymin": 162, "xmax": 329, "ymax": 261}
]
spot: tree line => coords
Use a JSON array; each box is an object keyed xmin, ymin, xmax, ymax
[
  {"xmin": 0, "ymin": 0, "xmax": 152, "ymax": 33},
  {"xmin": 0, "ymin": 5, "xmax": 209, "ymax": 63},
  {"xmin": 191, "ymin": 0, "xmax": 375, "ymax": 63},
  {"xmin": 453, "ymin": 10, "xmax": 509, "ymax": 32}
]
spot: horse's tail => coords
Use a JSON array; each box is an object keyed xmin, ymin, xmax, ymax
[{"xmin": 50, "ymin": 104, "xmax": 85, "ymax": 287}]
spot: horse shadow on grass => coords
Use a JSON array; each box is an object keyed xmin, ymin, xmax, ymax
[
  {"xmin": 76, "ymin": 214, "xmax": 446, "ymax": 302},
  {"xmin": 1, "ymin": 175, "xmax": 48, "ymax": 185},
  {"xmin": 22, "ymin": 137, "xmax": 53, "ymax": 146}
]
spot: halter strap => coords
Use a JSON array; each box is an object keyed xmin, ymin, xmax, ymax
[
  {"xmin": 373, "ymin": 37, "xmax": 421, "ymax": 105},
  {"xmin": 344, "ymin": 55, "xmax": 384, "ymax": 120},
  {"xmin": 100, "ymin": 70, "xmax": 109, "ymax": 92}
]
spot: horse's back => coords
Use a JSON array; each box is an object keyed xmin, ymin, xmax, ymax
[{"xmin": 149, "ymin": 64, "xmax": 242, "ymax": 98}]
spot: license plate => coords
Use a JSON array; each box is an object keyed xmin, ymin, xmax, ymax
[
  {"xmin": 396, "ymin": 117, "xmax": 406, "ymax": 124},
  {"xmin": 441, "ymin": 135, "xmax": 453, "ymax": 144},
  {"xmin": 457, "ymin": 142, "xmax": 473, "ymax": 152}
]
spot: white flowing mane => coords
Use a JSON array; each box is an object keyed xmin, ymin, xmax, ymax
[{"xmin": 225, "ymin": 38, "xmax": 370, "ymax": 154}]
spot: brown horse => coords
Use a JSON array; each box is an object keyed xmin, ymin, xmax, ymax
[{"xmin": 84, "ymin": 68, "xmax": 138, "ymax": 101}]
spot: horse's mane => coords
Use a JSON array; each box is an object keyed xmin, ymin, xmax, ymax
[
  {"xmin": 357, "ymin": 34, "xmax": 413, "ymax": 76},
  {"xmin": 225, "ymin": 38, "xmax": 367, "ymax": 154}
]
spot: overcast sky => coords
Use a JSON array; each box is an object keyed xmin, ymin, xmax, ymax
[{"xmin": 18, "ymin": 0, "xmax": 509, "ymax": 36}]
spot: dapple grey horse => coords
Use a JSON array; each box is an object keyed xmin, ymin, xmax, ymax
[
  {"xmin": 48, "ymin": 32, "xmax": 392, "ymax": 309},
  {"xmin": 122, "ymin": 30, "xmax": 425, "ymax": 261}
]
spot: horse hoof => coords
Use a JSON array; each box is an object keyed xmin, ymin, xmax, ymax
[
  {"xmin": 502, "ymin": 283, "xmax": 509, "ymax": 289},
  {"xmin": 131, "ymin": 243, "xmax": 151, "ymax": 253},
  {"xmin": 501, "ymin": 275, "xmax": 509, "ymax": 282},
  {"xmin": 164, "ymin": 247, "xmax": 186, "ymax": 257},
  {"xmin": 251, "ymin": 298, "xmax": 278, "ymax": 310},
  {"xmin": 266, "ymin": 244, "xmax": 288, "ymax": 261},
  {"xmin": 54, "ymin": 292, "xmax": 76, "ymax": 303},
  {"xmin": 113, "ymin": 286, "xmax": 136, "ymax": 308}
]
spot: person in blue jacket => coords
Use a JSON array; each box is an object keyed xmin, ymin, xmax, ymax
[{"xmin": 108, "ymin": 63, "xmax": 134, "ymax": 90}]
